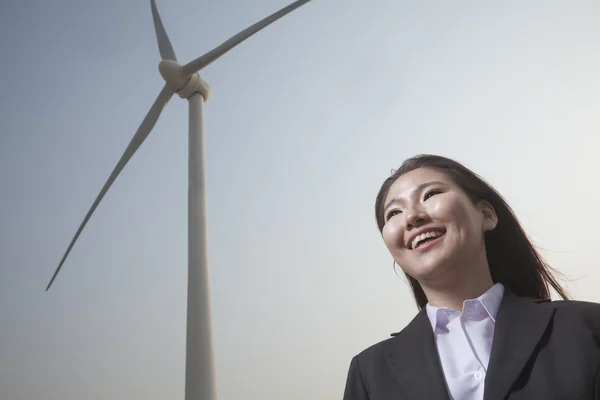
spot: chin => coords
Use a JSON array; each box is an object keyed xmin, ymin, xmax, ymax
[
  {"xmin": 413, "ymin": 262, "xmax": 444, "ymax": 280},
  {"xmin": 411, "ymin": 254, "xmax": 456, "ymax": 282}
]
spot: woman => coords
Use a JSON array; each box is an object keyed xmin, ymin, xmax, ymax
[{"xmin": 343, "ymin": 155, "xmax": 600, "ymax": 400}]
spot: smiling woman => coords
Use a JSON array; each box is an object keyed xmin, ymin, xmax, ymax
[{"xmin": 343, "ymin": 155, "xmax": 600, "ymax": 400}]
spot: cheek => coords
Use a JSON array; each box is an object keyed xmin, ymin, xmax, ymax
[
  {"xmin": 382, "ymin": 220, "xmax": 404, "ymax": 250},
  {"xmin": 428, "ymin": 196, "xmax": 457, "ymax": 218},
  {"xmin": 429, "ymin": 195, "xmax": 470, "ymax": 225}
]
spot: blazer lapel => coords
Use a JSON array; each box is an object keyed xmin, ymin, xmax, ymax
[
  {"xmin": 384, "ymin": 310, "xmax": 451, "ymax": 400},
  {"xmin": 483, "ymin": 290, "xmax": 555, "ymax": 400}
]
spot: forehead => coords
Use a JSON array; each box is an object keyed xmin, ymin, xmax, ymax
[{"xmin": 385, "ymin": 168, "xmax": 452, "ymax": 203}]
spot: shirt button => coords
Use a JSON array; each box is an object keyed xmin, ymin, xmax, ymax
[{"xmin": 474, "ymin": 371, "xmax": 484, "ymax": 381}]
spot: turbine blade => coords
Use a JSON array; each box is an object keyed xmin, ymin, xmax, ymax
[
  {"xmin": 151, "ymin": 0, "xmax": 177, "ymax": 61},
  {"xmin": 181, "ymin": 0, "xmax": 312, "ymax": 76},
  {"xmin": 45, "ymin": 84, "xmax": 175, "ymax": 291}
]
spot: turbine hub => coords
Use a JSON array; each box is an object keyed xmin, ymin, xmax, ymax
[{"xmin": 158, "ymin": 60, "xmax": 210, "ymax": 101}]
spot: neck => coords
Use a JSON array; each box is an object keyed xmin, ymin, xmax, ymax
[{"xmin": 421, "ymin": 257, "xmax": 494, "ymax": 311}]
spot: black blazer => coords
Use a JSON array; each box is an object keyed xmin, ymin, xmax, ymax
[{"xmin": 343, "ymin": 290, "xmax": 600, "ymax": 400}]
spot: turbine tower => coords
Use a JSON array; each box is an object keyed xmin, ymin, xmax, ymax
[{"xmin": 45, "ymin": 1, "xmax": 313, "ymax": 399}]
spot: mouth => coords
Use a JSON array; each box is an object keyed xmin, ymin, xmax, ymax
[{"xmin": 409, "ymin": 229, "xmax": 446, "ymax": 250}]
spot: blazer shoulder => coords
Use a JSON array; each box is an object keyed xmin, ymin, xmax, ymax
[
  {"xmin": 544, "ymin": 298, "xmax": 600, "ymax": 313},
  {"xmin": 543, "ymin": 298, "xmax": 600, "ymax": 335},
  {"xmin": 354, "ymin": 316, "xmax": 425, "ymax": 365},
  {"xmin": 354, "ymin": 335, "xmax": 397, "ymax": 362}
]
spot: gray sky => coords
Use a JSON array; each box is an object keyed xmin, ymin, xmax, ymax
[{"xmin": 1, "ymin": 0, "xmax": 600, "ymax": 399}]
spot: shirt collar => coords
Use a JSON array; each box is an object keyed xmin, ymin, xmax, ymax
[{"xmin": 425, "ymin": 283, "xmax": 505, "ymax": 331}]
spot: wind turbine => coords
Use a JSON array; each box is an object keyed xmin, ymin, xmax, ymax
[{"xmin": 45, "ymin": 0, "xmax": 313, "ymax": 399}]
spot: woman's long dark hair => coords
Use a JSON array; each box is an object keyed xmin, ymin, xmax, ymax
[{"xmin": 375, "ymin": 154, "xmax": 569, "ymax": 309}]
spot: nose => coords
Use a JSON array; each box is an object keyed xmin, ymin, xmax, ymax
[{"xmin": 404, "ymin": 207, "xmax": 428, "ymax": 230}]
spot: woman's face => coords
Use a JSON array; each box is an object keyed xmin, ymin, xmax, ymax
[{"xmin": 381, "ymin": 168, "xmax": 497, "ymax": 284}]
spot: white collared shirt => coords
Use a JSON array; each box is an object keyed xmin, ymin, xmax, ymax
[{"xmin": 425, "ymin": 283, "xmax": 505, "ymax": 400}]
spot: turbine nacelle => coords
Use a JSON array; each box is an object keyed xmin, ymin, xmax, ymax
[{"xmin": 159, "ymin": 60, "xmax": 210, "ymax": 101}]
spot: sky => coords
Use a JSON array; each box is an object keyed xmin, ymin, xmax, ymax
[{"xmin": 1, "ymin": 0, "xmax": 600, "ymax": 399}]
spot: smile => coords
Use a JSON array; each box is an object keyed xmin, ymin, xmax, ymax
[{"xmin": 411, "ymin": 230, "xmax": 445, "ymax": 250}]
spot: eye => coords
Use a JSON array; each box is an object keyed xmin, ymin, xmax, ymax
[
  {"xmin": 424, "ymin": 189, "xmax": 442, "ymax": 201},
  {"xmin": 385, "ymin": 209, "xmax": 402, "ymax": 221}
]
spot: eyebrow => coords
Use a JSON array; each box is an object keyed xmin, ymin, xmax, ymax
[{"xmin": 383, "ymin": 181, "xmax": 447, "ymax": 212}]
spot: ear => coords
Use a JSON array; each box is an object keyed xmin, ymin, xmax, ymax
[{"xmin": 478, "ymin": 200, "xmax": 498, "ymax": 232}]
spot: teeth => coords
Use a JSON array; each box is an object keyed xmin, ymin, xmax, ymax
[{"xmin": 411, "ymin": 230, "xmax": 444, "ymax": 250}]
